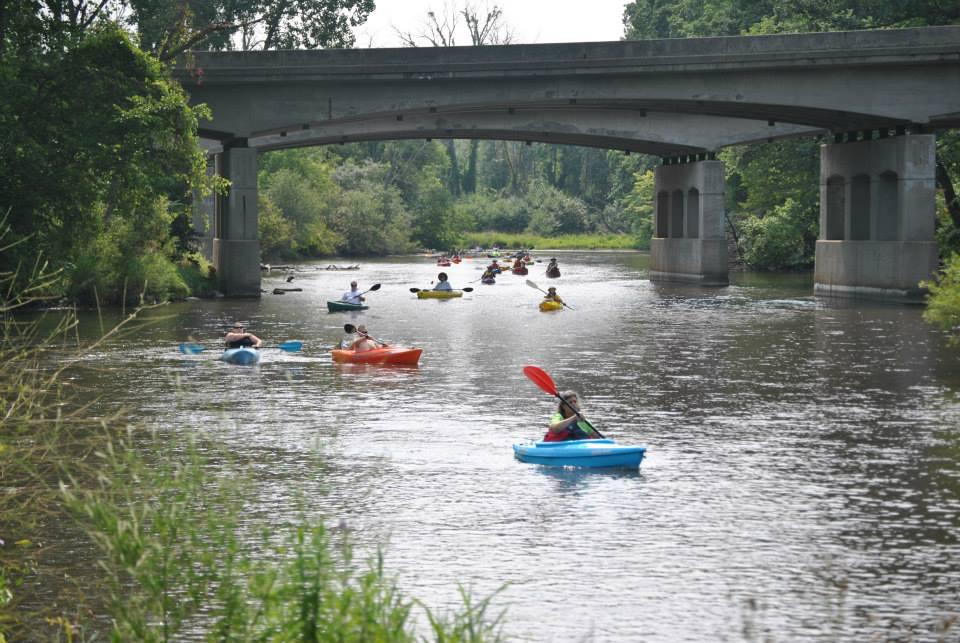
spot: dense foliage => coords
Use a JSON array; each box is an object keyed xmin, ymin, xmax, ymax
[{"xmin": 255, "ymin": 142, "xmax": 655, "ymax": 259}]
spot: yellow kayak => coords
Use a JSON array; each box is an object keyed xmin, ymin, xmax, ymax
[
  {"xmin": 539, "ymin": 300, "xmax": 563, "ymax": 311},
  {"xmin": 417, "ymin": 290, "xmax": 463, "ymax": 299}
]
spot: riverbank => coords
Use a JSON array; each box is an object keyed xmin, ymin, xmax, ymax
[{"xmin": 460, "ymin": 232, "xmax": 645, "ymax": 251}]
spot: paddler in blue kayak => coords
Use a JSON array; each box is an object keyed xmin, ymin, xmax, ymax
[
  {"xmin": 224, "ymin": 322, "xmax": 262, "ymax": 349},
  {"xmin": 543, "ymin": 391, "xmax": 601, "ymax": 442}
]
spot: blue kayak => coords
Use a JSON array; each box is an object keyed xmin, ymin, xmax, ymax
[
  {"xmin": 513, "ymin": 439, "xmax": 645, "ymax": 468},
  {"xmin": 221, "ymin": 347, "xmax": 261, "ymax": 365}
]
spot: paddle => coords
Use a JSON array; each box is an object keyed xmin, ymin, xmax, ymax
[
  {"xmin": 525, "ymin": 279, "xmax": 575, "ymax": 310},
  {"xmin": 522, "ymin": 365, "xmax": 605, "ymax": 439},
  {"xmin": 361, "ymin": 283, "xmax": 382, "ymax": 295},
  {"xmin": 179, "ymin": 340, "xmax": 302, "ymax": 355},
  {"xmin": 342, "ymin": 323, "xmax": 388, "ymax": 347},
  {"xmin": 408, "ymin": 287, "xmax": 474, "ymax": 293}
]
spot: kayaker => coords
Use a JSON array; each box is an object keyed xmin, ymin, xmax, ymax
[
  {"xmin": 350, "ymin": 324, "xmax": 380, "ymax": 353},
  {"xmin": 341, "ymin": 281, "xmax": 365, "ymax": 305},
  {"xmin": 481, "ymin": 268, "xmax": 497, "ymax": 283},
  {"xmin": 434, "ymin": 272, "xmax": 453, "ymax": 291},
  {"xmin": 543, "ymin": 391, "xmax": 600, "ymax": 442},
  {"xmin": 544, "ymin": 286, "xmax": 563, "ymax": 304},
  {"xmin": 546, "ymin": 258, "xmax": 560, "ymax": 278},
  {"xmin": 224, "ymin": 322, "xmax": 262, "ymax": 349},
  {"xmin": 486, "ymin": 260, "xmax": 502, "ymax": 274}
]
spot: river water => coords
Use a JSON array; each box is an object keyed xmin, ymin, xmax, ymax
[{"xmin": 63, "ymin": 251, "xmax": 960, "ymax": 641}]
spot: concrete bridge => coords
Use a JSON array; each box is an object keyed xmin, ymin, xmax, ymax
[{"xmin": 173, "ymin": 26, "xmax": 960, "ymax": 298}]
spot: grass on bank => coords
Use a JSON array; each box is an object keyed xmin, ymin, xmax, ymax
[{"xmin": 460, "ymin": 232, "xmax": 646, "ymax": 251}]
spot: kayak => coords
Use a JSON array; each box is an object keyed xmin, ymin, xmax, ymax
[
  {"xmin": 416, "ymin": 290, "xmax": 463, "ymax": 299},
  {"xmin": 546, "ymin": 269, "xmax": 561, "ymax": 278},
  {"xmin": 512, "ymin": 267, "xmax": 529, "ymax": 275},
  {"xmin": 539, "ymin": 300, "xmax": 563, "ymax": 311},
  {"xmin": 481, "ymin": 277, "xmax": 496, "ymax": 285},
  {"xmin": 437, "ymin": 261, "xmax": 452, "ymax": 267},
  {"xmin": 513, "ymin": 439, "xmax": 645, "ymax": 468},
  {"xmin": 221, "ymin": 347, "xmax": 261, "ymax": 365},
  {"xmin": 331, "ymin": 346, "xmax": 423, "ymax": 365},
  {"xmin": 327, "ymin": 300, "xmax": 369, "ymax": 312}
]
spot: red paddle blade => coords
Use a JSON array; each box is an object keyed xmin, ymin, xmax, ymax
[{"xmin": 522, "ymin": 365, "xmax": 559, "ymax": 396}]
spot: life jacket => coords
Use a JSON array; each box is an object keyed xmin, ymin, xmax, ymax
[
  {"xmin": 542, "ymin": 413, "xmax": 598, "ymax": 442},
  {"xmin": 225, "ymin": 336, "xmax": 255, "ymax": 349}
]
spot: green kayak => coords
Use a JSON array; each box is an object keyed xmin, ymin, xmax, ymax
[{"xmin": 327, "ymin": 300, "xmax": 369, "ymax": 312}]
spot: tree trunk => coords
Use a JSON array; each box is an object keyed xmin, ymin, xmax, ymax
[
  {"xmin": 462, "ymin": 140, "xmax": 478, "ymax": 194},
  {"xmin": 936, "ymin": 156, "xmax": 960, "ymax": 229},
  {"xmin": 444, "ymin": 139, "xmax": 460, "ymax": 196}
]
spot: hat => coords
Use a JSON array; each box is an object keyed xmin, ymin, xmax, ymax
[
  {"xmin": 547, "ymin": 287, "xmax": 556, "ymax": 292},
  {"xmin": 356, "ymin": 324, "xmax": 368, "ymax": 334},
  {"xmin": 232, "ymin": 322, "xmax": 244, "ymax": 329}
]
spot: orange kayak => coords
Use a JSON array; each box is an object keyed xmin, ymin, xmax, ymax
[{"xmin": 331, "ymin": 346, "xmax": 423, "ymax": 365}]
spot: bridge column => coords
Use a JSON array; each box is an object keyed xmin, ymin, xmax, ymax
[
  {"xmin": 212, "ymin": 144, "xmax": 261, "ymax": 297},
  {"xmin": 649, "ymin": 159, "xmax": 728, "ymax": 286},
  {"xmin": 814, "ymin": 134, "xmax": 938, "ymax": 301}
]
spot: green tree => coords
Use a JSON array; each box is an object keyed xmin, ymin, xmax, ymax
[
  {"xmin": 126, "ymin": 0, "xmax": 376, "ymax": 60},
  {"xmin": 525, "ymin": 182, "xmax": 589, "ymax": 236},
  {"xmin": 0, "ymin": 24, "xmax": 209, "ymax": 303},
  {"xmin": 330, "ymin": 160, "xmax": 416, "ymax": 255}
]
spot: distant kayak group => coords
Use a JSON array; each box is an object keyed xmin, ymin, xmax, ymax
[{"xmin": 179, "ymin": 253, "xmax": 644, "ymax": 468}]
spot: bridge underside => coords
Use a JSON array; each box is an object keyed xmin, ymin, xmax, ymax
[{"xmin": 236, "ymin": 106, "xmax": 822, "ymax": 157}]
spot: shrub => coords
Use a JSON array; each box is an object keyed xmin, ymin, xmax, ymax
[{"xmin": 923, "ymin": 252, "xmax": 960, "ymax": 344}]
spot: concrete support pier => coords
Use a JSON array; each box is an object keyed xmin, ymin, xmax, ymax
[
  {"xmin": 212, "ymin": 145, "xmax": 261, "ymax": 297},
  {"xmin": 649, "ymin": 159, "xmax": 728, "ymax": 286},
  {"xmin": 814, "ymin": 134, "xmax": 938, "ymax": 301}
]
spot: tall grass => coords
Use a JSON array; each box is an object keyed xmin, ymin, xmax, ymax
[
  {"xmin": 62, "ymin": 431, "xmax": 506, "ymax": 641},
  {"xmin": 460, "ymin": 231, "xmax": 645, "ymax": 251}
]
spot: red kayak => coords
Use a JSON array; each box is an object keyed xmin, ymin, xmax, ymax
[{"xmin": 331, "ymin": 346, "xmax": 423, "ymax": 365}]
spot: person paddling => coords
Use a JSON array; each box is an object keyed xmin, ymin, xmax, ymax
[
  {"xmin": 543, "ymin": 286, "xmax": 563, "ymax": 305},
  {"xmin": 434, "ymin": 272, "xmax": 453, "ymax": 291},
  {"xmin": 224, "ymin": 322, "xmax": 262, "ymax": 349},
  {"xmin": 546, "ymin": 258, "xmax": 560, "ymax": 278},
  {"xmin": 350, "ymin": 324, "xmax": 381, "ymax": 353},
  {"xmin": 341, "ymin": 281, "xmax": 365, "ymax": 305},
  {"xmin": 543, "ymin": 390, "xmax": 601, "ymax": 442}
]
